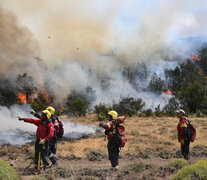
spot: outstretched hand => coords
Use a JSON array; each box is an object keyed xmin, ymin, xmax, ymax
[{"xmin": 17, "ymin": 116, "xmax": 24, "ymax": 121}]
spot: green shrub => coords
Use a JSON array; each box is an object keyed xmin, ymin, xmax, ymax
[
  {"xmin": 112, "ymin": 97, "xmax": 145, "ymax": 116},
  {"xmin": 70, "ymin": 97, "xmax": 88, "ymax": 116},
  {"xmin": 0, "ymin": 160, "xmax": 19, "ymax": 180},
  {"xmin": 127, "ymin": 162, "xmax": 154, "ymax": 173},
  {"xmin": 55, "ymin": 167, "xmax": 73, "ymax": 178},
  {"xmin": 158, "ymin": 149, "xmax": 173, "ymax": 159},
  {"xmin": 141, "ymin": 109, "xmax": 153, "ymax": 117},
  {"xmin": 94, "ymin": 103, "xmax": 109, "ymax": 121},
  {"xmin": 97, "ymin": 112, "xmax": 106, "ymax": 121},
  {"xmin": 87, "ymin": 150, "xmax": 103, "ymax": 161},
  {"xmin": 173, "ymin": 160, "xmax": 207, "ymax": 180},
  {"xmin": 0, "ymin": 151, "xmax": 7, "ymax": 157},
  {"xmin": 31, "ymin": 92, "xmax": 49, "ymax": 112},
  {"xmin": 169, "ymin": 158, "xmax": 188, "ymax": 172}
]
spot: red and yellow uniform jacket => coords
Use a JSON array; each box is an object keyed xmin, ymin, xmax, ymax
[
  {"xmin": 177, "ymin": 116, "xmax": 188, "ymax": 141},
  {"xmin": 100, "ymin": 116, "xmax": 126, "ymax": 140},
  {"xmin": 22, "ymin": 118, "xmax": 54, "ymax": 142}
]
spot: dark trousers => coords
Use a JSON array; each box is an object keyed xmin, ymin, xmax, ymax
[
  {"xmin": 181, "ymin": 140, "xmax": 190, "ymax": 160},
  {"xmin": 107, "ymin": 138, "xmax": 120, "ymax": 167},
  {"xmin": 48, "ymin": 137, "xmax": 57, "ymax": 164},
  {"xmin": 34, "ymin": 139, "xmax": 49, "ymax": 168}
]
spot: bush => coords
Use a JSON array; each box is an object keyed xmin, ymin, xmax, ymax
[
  {"xmin": 173, "ymin": 160, "xmax": 207, "ymax": 180},
  {"xmin": 158, "ymin": 149, "xmax": 173, "ymax": 159},
  {"xmin": 31, "ymin": 92, "xmax": 49, "ymax": 112},
  {"xmin": 0, "ymin": 160, "xmax": 19, "ymax": 180},
  {"xmin": 87, "ymin": 150, "xmax": 103, "ymax": 161},
  {"xmin": 55, "ymin": 167, "xmax": 73, "ymax": 178},
  {"xmin": 112, "ymin": 97, "xmax": 145, "ymax": 116},
  {"xmin": 127, "ymin": 162, "xmax": 154, "ymax": 173},
  {"xmin": 141, "ymin": 109, "xmax": 153, "ymax": 117},
  {"xmin": 94, "ymin": 103, "xmax": 109, "ymax": 121},
  {"xmin": 169, "ymin": 159, "xmax": 188, "ymax": 172}
]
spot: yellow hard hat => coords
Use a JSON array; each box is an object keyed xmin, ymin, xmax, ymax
[
  {"xmin": 46, "ymin": 106, "xmax": 55, "ymax": 115},
  {"xmin": 108, "ymin": 110, "xmax": 118, "ymax": 119},
  {"xmin": 42, "ymin": 110, "xmax": 51, "ymax": 119}
]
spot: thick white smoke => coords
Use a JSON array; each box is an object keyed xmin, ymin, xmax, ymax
[
  {"xmin": 0, "ymin": 105, "xmax": 99, "ymax": 145},
  {"xmin": 0, "ymin": 1, "xmax": 207, "ymax": 107}
]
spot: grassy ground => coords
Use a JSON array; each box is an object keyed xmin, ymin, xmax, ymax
[{"xmin": 0, "ymin": 114, "xmax": 207, "ymax": 179}]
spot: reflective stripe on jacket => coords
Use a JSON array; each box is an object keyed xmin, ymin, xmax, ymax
[{"xmin": 177, "ymin": 116, "xmax": 188, "ymax": 141}]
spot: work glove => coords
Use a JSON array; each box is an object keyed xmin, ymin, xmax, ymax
[
  {"xmin": 39, "ymin": 139, "xmax": 46, "ymax": 144},
  {"xmin": 17, "ymin": 116, "xmax": 24, "ymax": 121},
  {"xmin": 99, "ymin": 122, "xmax": 104, "ymax": 127},
  {"xmin": 180, "ymin": 138, "xmax": 185, "ymax": 146},
  {"xmin": 30, "ymin": 110, "xmax": 36, "ymax": 115}
]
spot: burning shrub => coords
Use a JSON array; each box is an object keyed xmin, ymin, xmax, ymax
[
  {"xmin": 16, "ymin": 73, "xmax": 37, "ymax": 103},
  {"xmin": 112, "ymin": 97, "xmax": 145, "ymax": 116},
  {"xmin": 0, "ymin": 160, "xmax": 19, "ymax": 180}
]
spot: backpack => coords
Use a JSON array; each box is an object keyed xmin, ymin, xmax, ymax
[
  {"xmin": 57, "ymin": 118, "xmax": 64, "ymax": 140},
  {"xmin": 187, "ymin": 120, "xmax": 196, "ymax": 142},
  {"xmin": 116, "ymin": 125, "xmax": 126, "ymax": 148}
]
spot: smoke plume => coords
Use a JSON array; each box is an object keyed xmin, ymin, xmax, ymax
[
  {"xmin": 0, "ymin": 104, "xmax": 99, "ymax": 145},
  {"xmin": 0, "ymin": 0, "xmax": 207, "ymax": 106}
]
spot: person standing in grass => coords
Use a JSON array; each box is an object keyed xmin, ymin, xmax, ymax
[
  {"xmin": 18, "ymin": 110, "xmax": 54, "ymax": 171},
  {"xmin": 176, "ymin": 109, "xmax": 190, "ymax": 160},
  {"xmin": 99, "ymin": 110, "xmax": 127, "ymax": 170}
]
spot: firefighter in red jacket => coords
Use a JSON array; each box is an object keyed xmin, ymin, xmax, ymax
[
  {"xmin": 30, "ymin": 106, "xmax": 61, "ymax": 165},
  {"xmin": 176, "ymin": 109, "xmax": 190, "ymax": 160},
  {"xmin": 99, "ymin": 111, "xmax": 126, "ymax": 170},
  {"xmin": 18, "ymin": 110, "xmax": 54, "ymax": 169}
]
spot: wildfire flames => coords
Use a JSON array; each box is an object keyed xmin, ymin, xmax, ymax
[
  {"xmin": 191, "ymin": 52, "xmax": 201, "ymax": 62},
  {"xmin": 18, "ymin": 92, "xmax": 27, "ymax": 104},
  {"xmin": 166, "ymin": 89, "xmax": 172, "ymax": 95}
]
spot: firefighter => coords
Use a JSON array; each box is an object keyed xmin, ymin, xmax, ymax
[
  {"xmin": 176, "ymin": 109, "xmax": 190, "ymax": 160},
  {"xmin": 30, "ymin": 106, "xmax": 59, "ymax": 165},
  {"xmin": 99, "ymin": 110, "xmax": 125, "ymax": 170},
  {"xmin": 18, "ymin": 110, "xmax": 54, "ymax": 170},
  {"xmin": 46, "ymin": 106, "xmax": 59, "ymax": 165}
]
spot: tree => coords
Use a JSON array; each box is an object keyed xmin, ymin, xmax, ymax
[
  {"xmin": 31, "ymin": 92, "xmax": 49, "ymax": 112},
  {"xmin": 16, "ymin": 73, "xmax": 37, "ymax": 103}
]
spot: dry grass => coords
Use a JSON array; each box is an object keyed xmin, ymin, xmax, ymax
[{"xmin": 57, "ymin": 115, "xmax": 207, "ymax": 158}]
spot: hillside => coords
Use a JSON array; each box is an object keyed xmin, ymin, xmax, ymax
[{"xmin": 1, "ymin": 115, "xmax": 207, "ymax": 180}]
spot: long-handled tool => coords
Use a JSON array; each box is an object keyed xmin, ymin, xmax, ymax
[{"xmin": 37, "ymin": 138, "xmax": 42, "ymax": 171}]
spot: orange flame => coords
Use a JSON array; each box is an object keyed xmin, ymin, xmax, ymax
[
  {"xmin": 191, "ymin": 52, "xmax": 201, "ymax": 62},
  {"xmin": 18, "ymin": 92, "xmax": 27, "ymax": 104},
  {"xmin": 166, "ymin": 89, "xmax": 172, "ymax": 95}
]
